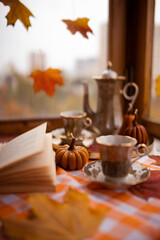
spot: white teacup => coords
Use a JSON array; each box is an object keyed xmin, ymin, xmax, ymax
[
  {"xmin": 96, "ymin": 135, "xmax": 148, "ymax": 178},
  {"xmin": 60, "ymin": 111, "xmax": 92, "ymax": 138}
]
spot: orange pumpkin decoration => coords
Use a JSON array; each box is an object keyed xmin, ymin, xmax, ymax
[
  {"xmin": 56, "ymin": 135, "xmax": 89, "ymax": 170},
  {"xmin": 122, "ymin": 109, "xmax": 148, "ymax": 144},
  {"xmin": 119, "ymin": 113, "xmax": 135, "ymax": 135}
]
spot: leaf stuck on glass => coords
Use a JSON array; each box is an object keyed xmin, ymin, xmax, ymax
[
  {"xmin": 30, "ymin": 68, "xmax": 64, "ymax": 97},
  {"xmin": 0, "ymin": 0, "xmax": 34, "ymax": 30},
  {"xmin": 62, "ymin": 17, "xmax": 93, "ymax": 39}
]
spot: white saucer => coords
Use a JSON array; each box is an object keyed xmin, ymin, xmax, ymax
[
  {"xmin": 83, "ymin": 161, "xmax": 150, "ymax": 190},
  {"xmin": 52, "ymin": 128, "xmax": 98, "ymax": 147}
]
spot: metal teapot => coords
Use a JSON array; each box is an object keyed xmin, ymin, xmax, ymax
[{"xmin": 83, "ymin": 61, "xmax": 139, "ymax": 135}]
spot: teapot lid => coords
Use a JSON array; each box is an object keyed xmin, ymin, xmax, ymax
[
  {"xmin": 101, "ymin": 61, "xmax": 118, "ymax": 78},
  {"xmin": 93, "ymin": 61, "xmax": 126, "ymax": 81}
]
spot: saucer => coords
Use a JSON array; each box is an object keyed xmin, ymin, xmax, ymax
[
  {"xmin": 52, "ymin": 128, "xmax": 98, "ymax": 147},
  {"xmin": 83, "ymin": 161, "xmax": 150, "ymax": 190}
]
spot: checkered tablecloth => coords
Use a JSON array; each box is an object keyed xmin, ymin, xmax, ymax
[{"xmin": 0, "ymin": 156, "xmax": 160, "ymax": 240}]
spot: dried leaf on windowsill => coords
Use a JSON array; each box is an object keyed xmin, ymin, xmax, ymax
[
  {"xmin": 62, "ymin": 18, "xmax": 93, "ymax": 39},
  {"xmin": 30, "ymin": 68, "xmax": 64, "ymax": 97},
  {"xmin": 0, "ymin": 0, "xmax": 34, "ymax": 30},
  {"xmin": 1, "ymin": 189, "xmax": 107, "ymax": 240}
]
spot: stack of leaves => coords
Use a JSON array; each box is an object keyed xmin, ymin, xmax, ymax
[{"xmin": 1, "ymin": 189, "xmax": 106, "ymax": 240}]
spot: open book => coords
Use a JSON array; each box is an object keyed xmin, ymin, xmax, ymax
[{"xmin": 0, "ymin": 123, "xmax": 56, "ymax": 193}]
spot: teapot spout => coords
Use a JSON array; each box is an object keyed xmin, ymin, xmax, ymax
[{"xmin": 82, "ymin": 82, "xmax": 95, "ymax": 119}]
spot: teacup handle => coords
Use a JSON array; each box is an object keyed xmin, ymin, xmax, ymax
[
  {"xmin": 83, "ymin": 117, "xmax": 92, "ymax": 128},
  {"xmin": 131, "ymin": 143, "xmax": 148, "ymax": 164}
]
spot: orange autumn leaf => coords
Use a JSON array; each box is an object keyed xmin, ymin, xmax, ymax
[
  {"xmin": 0, "ymin": 0, "xmax": 34, "ymax": 30},
  {"xmin": 155, "ymin": 75, "xmax": 160, "ymax": 96},
  {"xmin": 62, "ymin": 17, "xmax": 93, "ymax": 39},
  {"xmin": 30, "ymin": 68, "xmax": 64, "ymax": 97},
  {"xmin": 1, "ymin": 189, "xmax": 107, "ymax": 240},
  {"xmin": 130, "ymin": 171, "xmax": 160, "ymax": 200},
  {"xmin": 149, "ymin": 155, "xmax": 160, "ymax": 166}
]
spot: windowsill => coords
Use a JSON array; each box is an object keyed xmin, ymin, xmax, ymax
[
  {"xmin": 0, "ymin": 117, "xmax": 63, "ymax": 135},
  {"xmin": 142, "ymin": 116, "xmax": 160, "ymax": 139}
]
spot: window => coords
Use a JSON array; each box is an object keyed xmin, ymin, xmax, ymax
[
  {"xmin": 0, "ymin": 0, "xmax": 108, "ymax": 121},
  {"xmin": 1, "ymin": 0, "xmax": 159, "ymax": 138},
  {"xmin": 109, "ymin": 0, "xmax": 160, "ymax": 138}
]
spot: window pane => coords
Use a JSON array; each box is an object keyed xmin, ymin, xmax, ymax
[
  {"xmin": 0, "ymin": 0, "xmax": 108, "ymax": 119},
  {"xmin": 150, "ymin": 0, "xmax": 160, "ymax": 119}
]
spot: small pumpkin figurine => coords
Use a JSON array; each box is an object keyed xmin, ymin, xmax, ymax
[
  {"xmin": 119, "ymin": 112, "xmax": 135, "ymax": 135},
  {"xmin": 122, "ymin": 109, "xmax": 148, "ymax": 144},
  {"xmin": 56, "ymin": 134, "xmax": 89, "ymax": 170}
]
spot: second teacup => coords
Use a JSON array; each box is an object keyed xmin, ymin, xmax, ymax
[
  {"xmin": 60, "ymin": 111, "xmax": 92, "ymax": 138},
  {"xmin": 96, "ymin": 135, "xmax": 148, "ymax": 178}
]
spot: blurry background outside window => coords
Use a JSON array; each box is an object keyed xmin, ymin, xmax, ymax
[
  {"xmin": 151, "ymin": 0, "xmax": 160, "ymax": 120},
  {"xmin": 0, "ymin": 0, "xmax": 108, "ymax": 119}
]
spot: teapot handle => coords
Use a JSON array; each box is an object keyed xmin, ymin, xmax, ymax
[{"xmin": 121, "ymin": 82, "xmax": 139, "ymax": 113}]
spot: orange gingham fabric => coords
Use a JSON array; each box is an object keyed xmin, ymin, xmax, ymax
[{"xmin": 0, "ymin": 156, "xmax": 160, "ymax": 240}]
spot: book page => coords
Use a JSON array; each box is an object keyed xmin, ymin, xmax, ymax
[
  {"xmin": 0, "ymin": 133, "xmax": 55, "ymax": 176},
  {"xmin": 0, "ymin": 133, "xmax": 56, "ymax": 192},
  {"xmin": 0, "ymin": 123, "xmax": 47, "ymax": 170}
]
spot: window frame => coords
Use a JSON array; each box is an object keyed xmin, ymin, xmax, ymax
[{"xmin": 108, "ymin": 0, "xmax": 160, "ymax": 138}]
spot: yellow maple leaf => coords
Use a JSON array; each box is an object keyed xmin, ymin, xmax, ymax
[
  {"xmin": 2, "ymin": 189, "xmax": 107, "ymax": 240},
  {"xmin": 155, "ymin": 75, "xmax": 160, "ymax": 96},
  {"xmin": 62, "ymin": 18, "xmax": 93, "ymax": 39},
  {"xmin": 0, "ymin": 0, "xmax": 34, "ymax": 30}
]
